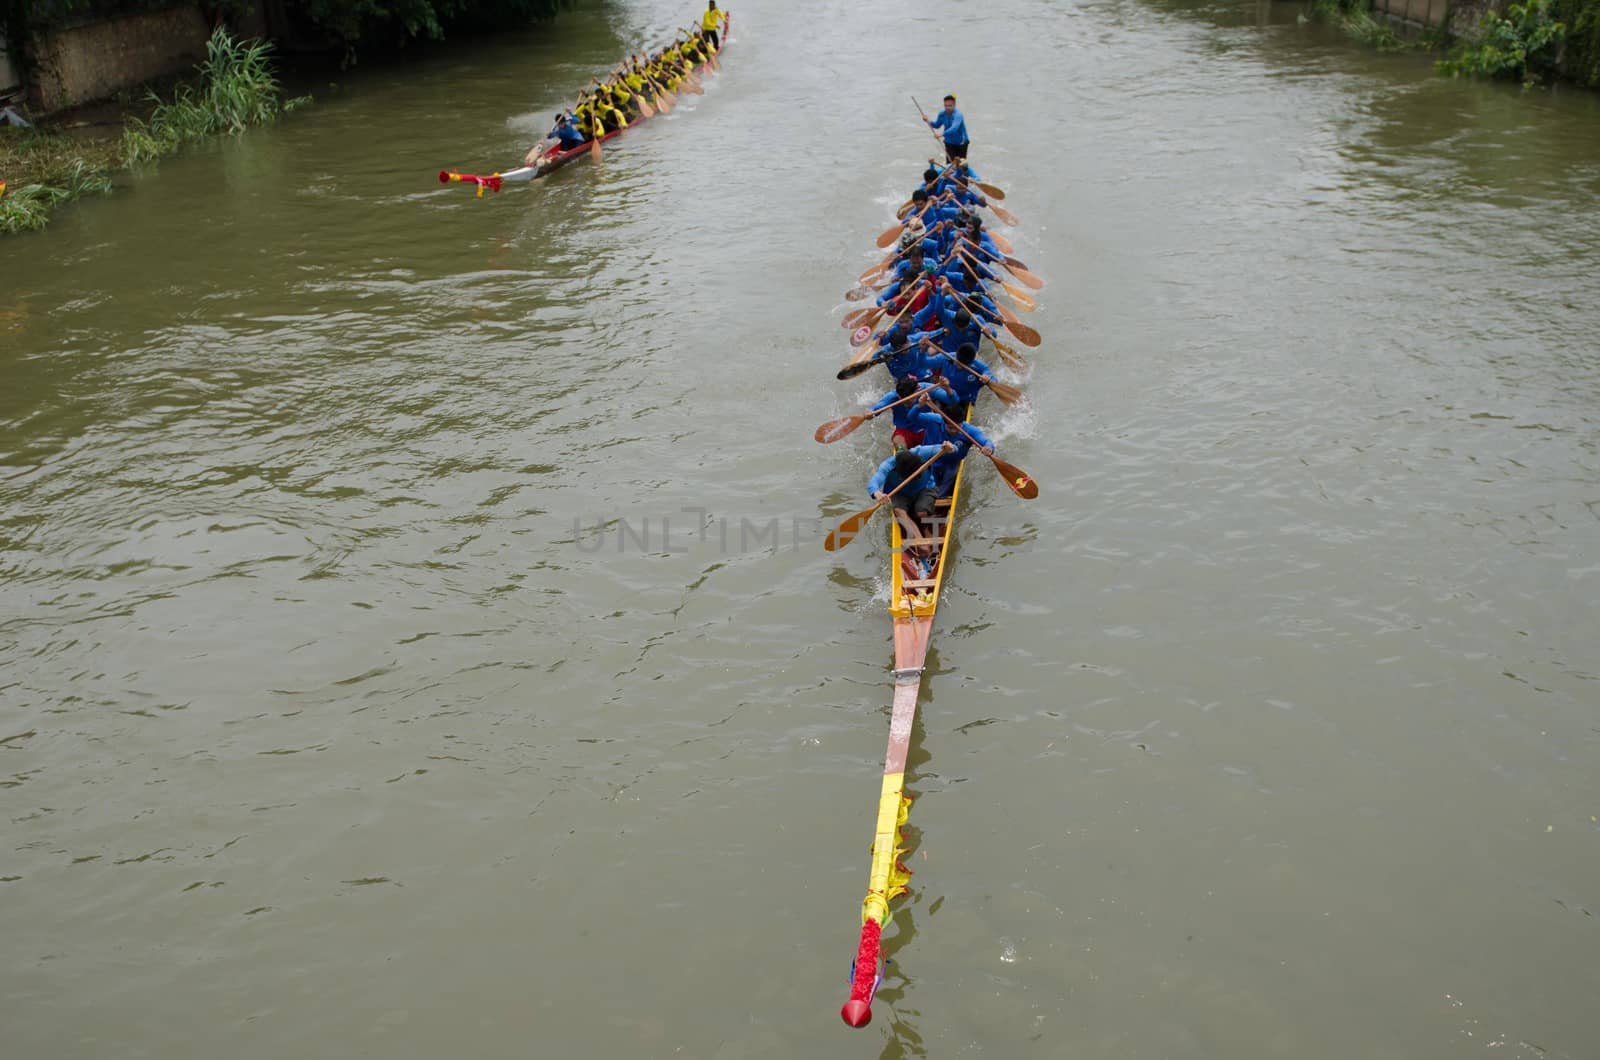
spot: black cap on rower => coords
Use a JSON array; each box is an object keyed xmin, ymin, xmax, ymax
[
  {"xmin": 957, "ymin": 343, "xmax": 977, "ymax": 363},
  {"xmin": 954, "ymin": 310, "xmax": 972, "ymax": 328},
  {"xmin": 923, "ymin": 167, "xmax": 939, "ymax": 183},
  {"xmin": 911, "ymin": 188, "xmax": 929, "ymax": 203},
  {"xmin": 894, "ymin": 449, "xmax": 921, "ymax": 476}
]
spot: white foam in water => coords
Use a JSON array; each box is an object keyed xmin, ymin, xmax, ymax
[{"xmin": 987, "ymin": 399, "xmax": 1036, "ymax": 445}]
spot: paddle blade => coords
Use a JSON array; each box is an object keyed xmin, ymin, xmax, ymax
[
  {"xmin": 999, "ymin": 290, "xmax": 1035, "ymax": 313},
  {"xmin": 842, "ymin": 306, "xmax": 880, "ymax": 330},
  {"xmin": 990, "ymin": 231, "xmax": 1015, "ymax": 255},
  {"xmin": 1005, "ymin": 319, "xmax": 1043, "ymax": 348},
  {"xmin": 637, "ymin": 95, "xmax": 655, "ymax": 118},
  {"xmin": 815, "ymin": 413, "xmax": 868, "ymax": 444},
  {"xmin": 837, "ymin": 352, "xmax": 884, "ymax": 380},
  {"xmin": 997, "ymin": 302, "xmax": 1021, "ymax": 326},
  {"xmin": 825, "ymin": 504, "xmax": 882, "ymax": 552},
  {"xmin": 987, "ymin": 378, "xmax": 1024, "ymax": 406},
  {"xmin": 1011, "ymin": 267, "xmax": 1044, "ymax": 290},
  {"xmin": 990, "ymin": 455, "xmax": 1038, "ymax": 499},
  {"xmin": 1002, "ymin": 282, "xmax": 1036, "ymax": 311},
  {"xmin": 591, "ymin": 137, "xmax": 602, "ymax": 162},
  {"xmin": 844, "ymin": 286, "xmax": 873, "ymax": 302},
  {"xmin": 875, "ymin": 222, "xmax": 904, "ymax": 249},
  {"xmin": 975, "ymin": 180, "xmax": 1005, "ymax": 200},
  {"xmin": 989, "ymin": 338, "xmax": 1030, "ymax": 374},
  {"xmin": 989, "ymin": 201, "xmax": 1019, "ymax": 226}
]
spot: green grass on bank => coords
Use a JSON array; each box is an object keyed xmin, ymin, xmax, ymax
[
  {"xmin": 1310, "ymin": 0, "xmax": 1580, "ymax": 86},
  {"xmin": 0, "ymin": 28, "xmax": 308, "ymax": 235}
]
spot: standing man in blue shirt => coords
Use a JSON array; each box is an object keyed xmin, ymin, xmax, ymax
[{"xmin": 928, "ymin": 94, "xmax": 970, "ymax": 163}]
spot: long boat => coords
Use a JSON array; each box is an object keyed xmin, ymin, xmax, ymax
[
  {"xmin": 830, "ymin": 152, "xmax": 1040, "ymax": 1030},
  {"xmin": 840, "ymin": 430, "xmax": 968, "ymax": 1029},
  {"xmin": 437, "ymin": 35, "xmax": 729, "ymax": 196}
]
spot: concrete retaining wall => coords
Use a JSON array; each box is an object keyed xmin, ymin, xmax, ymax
[
  {"xmin": 28, "ymin": 5, "xmax": 211, "ymax": 113},
  {"xmin": 1372, "ymin": 0, "xmax": 1452, "ymax": 26}
]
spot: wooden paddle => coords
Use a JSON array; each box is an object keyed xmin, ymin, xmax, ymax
[
  {"xmin": 943, "ymin": 280, "xmax": 1042, "ymax": 348},
  {"xmin": 859, "ymin": 254, "xmax": 893, "ymax": 284},
  {"xmin": 998, "ymin": 280, "xmax": 1035, "ymax": 310},
  {"xmin": 842, "ymin": 304, "xmax": 881, "ymax": 330},
  {"xmin": 635, "ymin": 59, "xmax": 675, "ymax": 110},
  {"xmin": 836, "ymin": 352, "xmax": 890, "ymax": 380},
  {"xmin": 877, "ymin": 199, "xmax": 933, "ymax": 249},
  {"xmin": 933, "ymin": 409, "xmax": 1038, "ymax": 499},
  {"xmin": 815, "ymin": 387, "xmax": 928, "ymax": 444},
  {"xmin": 987, "ymin": 229, "xmax": 1015, "ymax": 256},
  {"xmin": 911, "ymin": 95, "xmax": 950, "ymax": 155},
  {"xmin": 985, "ymin": 199, "xmax": 1019, "ymax": 226},
  {"xmin": 825, "ymin": 447, "xmax": 949, "ymax": 552},
  {"xmin": 985, "ymin": 333, "xmax": 1031, "ymax": 375},
  {"xmin": 966, "ymin": 244, "xmax": 1044, "ymax": 289},
  {"xmin": 955, "ymin": 247, "xmax": 1035, "ymax": 312},
  {"xmin": 842, "ymin": 280, "xmax": 929, "ymax": 362},
  {"xmin": 949, "ymin": 356, "xmax": 1024, "ymax": 406}
]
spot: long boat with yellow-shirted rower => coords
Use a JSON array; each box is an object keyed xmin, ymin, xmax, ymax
[
  {"xmin": 438, "ymin": 17, "xmax": 730, "ymax": 195},
  {"xmin": 818, "ymin": 105, "xmax": 1043, "ymax": 1029}
]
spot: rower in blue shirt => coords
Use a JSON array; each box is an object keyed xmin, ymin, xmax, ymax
[
  {"xmin": 883, "ymin": 336, "xmax": 932, "ymax": 381},
  {"xmin": 908, "ymin": 283, "xmax": 964, "ymax": 334},
  {"xmin": 927, "ymin": 94, "xmax": 970, "ymax": 163},
  {"xmin": 962, "ymin": 215, "xmax": 1004, "ymax": 261},
  {"xmin": 867, "ymin": 442, "xmax": 956, "ymax": 552},
  {"xmin": 923, "ymin": 343, "xmax": 994, "ymax": 419},
  {"xmin": 889, "ymin": 244, "xmax": 929, "ymax": 284},
  {"xmin": 554, "ymin": 114, "xmax": 586, "ymax": 149},
  {"xmin": 871, "ymin": 377, "xmax": 952, "ymax": 449},
  {"xmin": 525, "ymin": 112, "xmax": 585, "ymax": 165},
  {"xmin": 949, "ymin": 305, "xmax": 999, "ymax": 353}
]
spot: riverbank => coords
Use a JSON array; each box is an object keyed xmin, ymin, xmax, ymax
[
  {"xmin": 1317, "ymin": 0, "xmax": 1598, "ymax": 88},
  {"xmin": 0, "ymin": 28, "xmax": 306, "ymax": 234}
]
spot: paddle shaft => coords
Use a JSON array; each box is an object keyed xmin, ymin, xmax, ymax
[
  {"xmin": 932, "ymin": 408, "xmax": 1038, "ymax": 499},
  {"xmin": 826, "ymin": 448, "xmax": 947, "ymax": 551},
  {"xmin": 911, "ymin": 96, "xmax": 947, "ymax": 152}
]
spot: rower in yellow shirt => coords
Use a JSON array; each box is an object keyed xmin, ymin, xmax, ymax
[{"xmin": 700, "ymin": 1, "xmax": 728, "ymax": 50}]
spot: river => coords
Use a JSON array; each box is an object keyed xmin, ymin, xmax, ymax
[{"xmin": 3, "ymin": 0, "xmax": 1598, "ymax": 1056}]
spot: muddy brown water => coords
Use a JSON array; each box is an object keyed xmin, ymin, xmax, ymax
[{"xmin": 4, "ymin": 1, "xmax": 1598, "ymax": 1056}]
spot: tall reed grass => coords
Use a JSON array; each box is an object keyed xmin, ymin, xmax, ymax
[
  {"xmin": 123, "ymin": 28, "xmax": 310, "ymax": 164},
  {"xmin": 1, "ymin": 27, "xmax": 309, "ymax": 234}
]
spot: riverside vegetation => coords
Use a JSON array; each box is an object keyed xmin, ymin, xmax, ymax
[
  {"xmin": 1312, "ymin": 0, "xmax": 1589, "ymax": 87},
  {"xmin": 0, "ymin": 0, "xmax": 576, "ymax": 233},
  {"xmin": 0, "ymin": 29, "xmax": 308, "ymax": 234}
]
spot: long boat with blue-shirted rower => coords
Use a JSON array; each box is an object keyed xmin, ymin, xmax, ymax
[
  {"xmin": 820, "ymin": 130, "xmax": 1040, "ymax": 1029},
  {"xmin": 438, "ymin": 23, "xmax": 729, "ymax": 196}
]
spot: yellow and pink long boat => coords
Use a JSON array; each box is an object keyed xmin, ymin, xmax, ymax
[
  {"xmin": 839, "ymin": 451, "xmax": 969, "ymax": 1028},
  {"xmin": 825, "ymin": 158, "xmax": 1042, "ymax": 1029}
]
